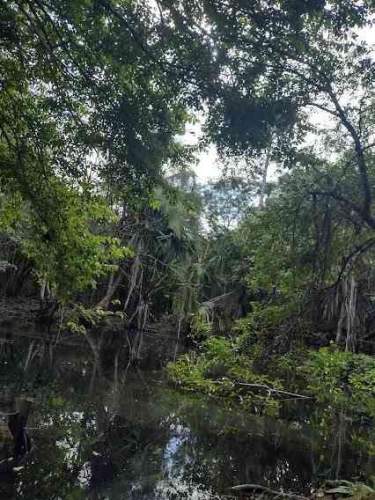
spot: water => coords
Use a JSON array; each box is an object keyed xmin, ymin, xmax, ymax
[{"xmin": 0, "ymin": 338, "xmax": 373, "ymax": 499}]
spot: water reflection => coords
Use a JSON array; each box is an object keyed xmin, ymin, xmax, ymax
[{"xmin": 0, "ymin": 337, "xmax": 373, "ymax": 499}]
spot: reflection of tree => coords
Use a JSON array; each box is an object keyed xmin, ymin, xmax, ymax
[
  {"xmin": 332, "ymin": 412, "xmax": 346, "ymax": 480},
  {"xmin": 161, "ymin": 411, "xmax": 313, "ymax": 495},
  {"xmin": 309, "ymin": 408, "xmax": 374, "ymax": 485},
  {"xmin": 0, "ymin": 353, "xmax": 373, "ymax": 499}
]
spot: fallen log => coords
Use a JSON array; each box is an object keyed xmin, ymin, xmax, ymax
[{"xmin": 235, "ymin": 382, "xmax": 313, "ymax": 400}]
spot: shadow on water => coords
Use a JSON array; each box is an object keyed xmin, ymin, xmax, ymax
[{"xmin": 0, "ymin": 331, "xmax": 373, "ymax": 499}]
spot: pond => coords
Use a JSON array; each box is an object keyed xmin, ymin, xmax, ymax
[{"xmin": 0, "ymin": 337, "xmax": 373, "ymax": 499}]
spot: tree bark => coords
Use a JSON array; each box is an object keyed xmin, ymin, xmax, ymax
[{"xmin": 96, "ymin": 268, "xmax": 125, "ymax": 309}]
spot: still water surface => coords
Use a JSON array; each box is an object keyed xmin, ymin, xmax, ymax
[{"xmin": 0, "ymin": 342, "xmax": 373, "ymax": 499}]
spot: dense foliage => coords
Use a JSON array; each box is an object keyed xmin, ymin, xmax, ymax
[{"xmin": 1, "ymin": 0, "xmax": 375, "ymax": 449}]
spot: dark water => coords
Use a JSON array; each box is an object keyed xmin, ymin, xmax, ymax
[{"xmin": 0, "ymin": 339, "xmax": 374, "ymax": 499}]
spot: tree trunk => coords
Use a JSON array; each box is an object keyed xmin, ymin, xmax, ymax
[
  {"xmin": 96, "ymin": 268, "xmax": 125, "ymax": 309},
  {"xmin": 259, "ymin": 147, "xmax": 271, "ymax": 208}
]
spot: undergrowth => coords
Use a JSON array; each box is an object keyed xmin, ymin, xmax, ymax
[{"xmin": 167, "ymin": 302, "xmax": 375, "ymax": 421}]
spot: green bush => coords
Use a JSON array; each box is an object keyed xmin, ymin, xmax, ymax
[
  {"xmin": 167, "ymin": 336, "xmax": 282, "ymax": 416},
  {"xmin": 306, "ymin": 347, "xmax": 375, "ymax": 418}
]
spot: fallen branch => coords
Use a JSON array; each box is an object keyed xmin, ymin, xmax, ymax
[
  {"xmin": 210, "ymin": 380, "xmax": 313, "ymax": 400},
  {"xmin": 230, "ymin": 483, "xmax": 308, "ymax": 499},
  {"xmin": 235, "ymin": 382, "xmax": 313, "ymax": 400}
]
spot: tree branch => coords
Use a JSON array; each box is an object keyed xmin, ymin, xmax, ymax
[
  {"xmin": 329, "ymin": 237, "xmax": 375, "ymax": 290},
  {"xmin": 310, "ymin": 189, "xmax": 375, "ymax": 230},
  {"xmin": 230, "ymin": 483, "xmax": 308, "ymax": 500},
  {"xmin": 325, "ymin": 85, "xmax": 372, "ymax": 219},
  {"xmin": 304, "ymin": 101, "xmax": 340, "ymax": 118}
]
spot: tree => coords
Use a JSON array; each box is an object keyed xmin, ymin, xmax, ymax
[
  {"xmin": 0, "ymin": 0, "xmax": 194, "ymax": 297},
  {"xmin": 157, "ymin": 1, "xmax": 375, "ymax": 228}
]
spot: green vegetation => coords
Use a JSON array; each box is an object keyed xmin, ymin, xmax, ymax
[
  {"xmin": 1, "ymin": 0, "xmax": 375, "ymax": 495},
  {"xmin": 1, "ymin": 0, "xmax": 374, "ymax": 414}
]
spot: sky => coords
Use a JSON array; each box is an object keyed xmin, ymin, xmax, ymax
[
  {"xmin": 177, "ymin": 120, "xmax": 220, "ymax": 182},
  {"xmin": 180, "ymin": 119, "xmax": 280, "ymax": 184}
]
